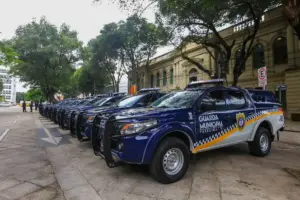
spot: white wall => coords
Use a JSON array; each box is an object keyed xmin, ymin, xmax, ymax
[{"xmin": 0, "ymin": 66, "xmax": 17, "ymax": 103}]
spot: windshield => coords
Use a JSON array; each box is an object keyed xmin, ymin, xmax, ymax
[
  {"xmin": 151, "ymin": 92, "xmax": 177, "ymax": 107},
  {"xmin": 92, "ymin": 97, "xmax": 110, "ymax": 106},
  {"xmin": 152, "ymin": 91, "xmax": 203, "ymax": 108},
  {"xmin": 115, "ymin": 95, "xmax": 144, "ymax": 108},
  {"xmin": 82, "ymin": 98, "xmax": 98, "ymax": 106}
]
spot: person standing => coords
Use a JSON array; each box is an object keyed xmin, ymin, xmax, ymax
[
  {"xmin": 22, "ymin": 100, "xmax": 26, "ymax": 112},
  {"xmin": 30, "ymin": 101, "xmax": 33, "ymax": 112},
  {"xmin": 35, "ymin": 101, "xmax": 38, "ymax": 111}
]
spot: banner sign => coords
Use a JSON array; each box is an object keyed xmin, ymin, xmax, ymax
[{"xmin": 258, "ymin": 66, "xmax": 267, "ymax": 89}]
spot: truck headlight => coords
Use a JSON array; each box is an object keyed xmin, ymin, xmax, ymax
[
  {"xmin": 87, "ymin": 116, "xmax": 95, "ymax": 122},
  {"xmin": 120, "ymin": 120, "xmax": 157, "ymax": 135}
]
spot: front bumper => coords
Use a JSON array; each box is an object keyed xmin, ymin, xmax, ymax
[
  {"xmin": 75, "ymin": 113, "xmax": 92, "ymax": 142},
  {"xmin": 92, "ymin": 116, "xmax": 150, "ymax": 167},
  {"xmin": 63, "ymin": 116, "xmax": 71, "ymax": 130}
]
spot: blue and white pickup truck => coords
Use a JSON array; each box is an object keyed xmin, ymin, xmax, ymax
[{"xmin": 93, "ymin": 80, "xmax": 285, "ymax": 184}]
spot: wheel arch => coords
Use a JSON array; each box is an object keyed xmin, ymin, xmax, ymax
[
  {"xmin": 160, "ymin": 130, "xmax": 194, "ymax": 152},
  {"xmin": 142, "ymin": 129, "xmax": 195, "ymax": 164},
  {"xmin": 250, "ymin": 120, "xmax": 274, "ymax": 141}
]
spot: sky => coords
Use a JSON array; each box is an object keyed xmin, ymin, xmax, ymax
[{"xmin": 0, "ymin": 0, "xmax": 174, "ymax": 92}]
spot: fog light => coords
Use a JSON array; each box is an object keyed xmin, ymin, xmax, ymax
[{"xmin": 118, "ymin": 143, "xmax": 124, "ymax": 151}]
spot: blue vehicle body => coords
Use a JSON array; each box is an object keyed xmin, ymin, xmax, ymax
[
  {"xmin": 58, "ymin": 99, "xmax": 86, "ymax": 128},
  {"xmin": 93, "ymin": 85, "xmax": 285, "ymax": 183},
  {"xmin": 79, "ymin": 92, "xmax": 165, "ymax": 143},
  {"xmin": 68, "ymin": 96, "xmax": 125, "ymax": 138},
  {"xmin": 63, "ymin": 98, "xmax": 106, "ymax": 131}
]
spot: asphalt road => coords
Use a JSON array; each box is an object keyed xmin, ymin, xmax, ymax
[{"xmin": 0, "ymin": 106, "xmax": 24, "ymax": 142}]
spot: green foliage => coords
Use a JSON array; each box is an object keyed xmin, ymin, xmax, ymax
[
  {"xmin": 72, "ymin": 65, "xmax": 108, "ymax": 95},
  {"xmin": 97, "ymin": 0, "xmax": 280, "ymax": 86},
  {"xmin": 10, "ymin": 17, "xmax": 83, "ymax": 100},
  {"xmin": 118, "ymin": 14, "xmax": 168, "ymax": 74},
  {"xmin": 89, "ymin": 14, "xmax": 167, "ymax": 91},
  {"xmin": 157, "ymin": 0, "xmax": 276, "ymax": 85},
  {"xmin": 0, "ymin": 79, "xmax": 3, "ymax": 92},
  {"xmin": 0, "ymin": 40, "xmax": 19, "ymax": 65},
  {"xmin": 24, "ymin": 88, "xmax": 45, "ymax": 101},
  {"xmin": 89, "ymin": 23, "xmax": 124, "ymax": 92},
  {"xmin": 16, "ymin": 92, "xmax": 25, "ymax": 103}
]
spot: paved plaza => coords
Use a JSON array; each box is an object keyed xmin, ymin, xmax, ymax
[{"xmin": 0, "ymin": 106, "xmax": 300, "ymax": 200}]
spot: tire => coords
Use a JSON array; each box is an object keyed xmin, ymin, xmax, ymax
[
  {"xmin": 149, "ymin": 137, "xmax": 190, "ymax": 184},
  {"xmin": 248, "ymin": 127, "xmax": 272, "ymax": 157}
]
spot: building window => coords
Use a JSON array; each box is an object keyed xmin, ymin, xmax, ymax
[
  {"xmin": 156, "ymin": 72, "xmax": 160, "ymax": 87},
  {"xmin": 163, "ymin": 71, "xmax": 167, "ymax": 86},
  {"xmin": 189, "ymin": 68, "xmax": 198, "ymax": 82},
  {"xmin": 252, "ymin": 44, "xmax": 265, "ymax": 69},
  {"xmin": 150, "ymin": 74, "xmax": 154, "ymax": 88},
  {"xmin": 273, "ymin": 37, "xmax": 288, "ymax": 65},
  {"xmin": 170, "ymin": 68, "xmax": 174, "ymax": 85}
]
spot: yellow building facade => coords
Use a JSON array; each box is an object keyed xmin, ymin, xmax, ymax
[{"xmin": 134, "ymin": 7, "xmax": 300, "ymax": 119}]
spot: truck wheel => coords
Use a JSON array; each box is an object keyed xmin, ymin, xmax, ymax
[
  {"xmin": 149, "ymin": 137, "xmax": 190, "ymax": 184},
  {"xmin": 248, "ymin": 127, "xmax": 271, "ymax": 157}
]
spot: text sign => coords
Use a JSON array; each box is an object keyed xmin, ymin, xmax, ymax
[{"xmin": 258, "ymin": 67, "xmax": 267, "ymax": 89}]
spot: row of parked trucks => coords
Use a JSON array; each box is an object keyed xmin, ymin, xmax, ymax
[{"xmin": 39, "ymin": 79, "xmax": 285, "ymax": 183}]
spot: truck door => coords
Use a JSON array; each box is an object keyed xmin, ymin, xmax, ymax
[
  {"xmin": 224, "ymin": 89, "xmax": 255, "ymax": 142},
  {"xmin": 194, "ymin": 89, "xmax": 233, "ymax": 152}
]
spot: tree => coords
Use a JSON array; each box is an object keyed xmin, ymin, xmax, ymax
[
  {"xmin": 16, "ymin": 92, "xmax": 25, "ymax": 103},
  {"xmin": 24, "ymin": 88, "xmax": 45, "ymax": 101},
  {"xmin": 0, "ymin": 40, "xmax": 19, "ymax": 66},
  {"xmin": 97, "ymin": 0, "xmax": 277, "ymax": 86},
  {"xmin": 158, "ymin": 0, "xmax": 278, "ymax": 85},
  {"xmin": 89, "ymin": 23, "xmax": 124, "ymax": 92},
  {"xmin": 0, "ymin": 79, "xmax": 3, "ymax": 93},
  {"xmin": 72, "ymin": 65, "xmax": 108, "ymax": 96},
  {"xmin": 282, "ymin": 0, "xmax": 300, "ymax": 39},
  {"xmin": 10, "ymin": 17, "xmax": 82, "ymax": 101},
  {"xmin": 117, "ymin": 14, "xmax": 168, "ymax": 89}
]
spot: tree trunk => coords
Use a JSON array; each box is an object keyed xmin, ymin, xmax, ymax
[
  {"xmin": 232, "ymin": 73, "xmax": 239, "ymax": 87},
  {"xmin": 232, "ymin": 62, "xmax": 245, "ymax": 87}
]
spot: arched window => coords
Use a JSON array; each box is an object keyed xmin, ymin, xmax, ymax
[
  {"xmin": 252, "ymin": 44, "xmax": 265, "ymax": 69},
  {"xmin": 273, "ymin": 37, "xmax": 288, "ymax": 65},
  {"xmin": 163, "ymin": 71, "xmax": 167, "ymax": 86},
  {"xmin": 170, "ymin": 68, "xmax": 174, "ymax": 85},
  {"xmin": 156, "ymin": 72, "xmax": 160, "ymax": 87},
  {"xmin": 189, "ymin": 68, "xmax": 198, "ymax": 82},
  {"xmin": 150, "ymin": 74, "xmax": 154, "ymax": 88}
]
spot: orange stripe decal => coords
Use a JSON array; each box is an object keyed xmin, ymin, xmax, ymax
[{"xmin": 192, "ymin": 111, "xmax": 283, "ymax": 153}]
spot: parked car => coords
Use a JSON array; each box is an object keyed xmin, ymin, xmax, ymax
[
  {"xmin": 58, "ymin": 99, "xmax": 86, "ymax": 129},
  {"xmin": 80, "ymin": 90, "xmax": 166, "ymax": 145},
  {"xmin": 93, "ymin": 80, "xmax": 285, "ymax": 184},
  {"xmin": 64, "ymin": 95, "xmax": 121, "ymax": 137},
  {"xmin": 0, "ymin": 102, "xmax": 12, "ymax": 107}
]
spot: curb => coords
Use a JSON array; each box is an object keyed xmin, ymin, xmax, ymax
[{"xmin": 284, "ymin": 129, "xmax": 300, "ymax": 133}]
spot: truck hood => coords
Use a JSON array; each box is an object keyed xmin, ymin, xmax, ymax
[
  {"xmin": 86, "ymin": 106, "xmax": 112, "ymax": 114},
  {"xmin": 113, "ymin": 107, "xmax": 192, "ymax": 122}
]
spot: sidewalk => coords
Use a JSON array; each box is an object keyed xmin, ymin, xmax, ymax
[{"xmin": 285, "ymin": 119, "xmax": 300, "ymax": 132}]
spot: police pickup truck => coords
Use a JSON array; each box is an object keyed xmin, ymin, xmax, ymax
[
  {"xmin": 78, "ymin": 89, "xmax": 165, "ymax": 143},
  {"xmin": 93, "ymin": 80, "xmax": 285, "ymax": 184}
]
